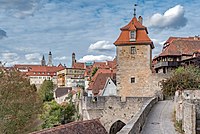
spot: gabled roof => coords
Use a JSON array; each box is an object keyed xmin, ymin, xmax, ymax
[
  {"xmin": 101, "ymin": 77, "xmax": 116, "ymax": 96},
  {"xmin": 31, "ymin": 119, "xmax": 107, "ymax": 134},
  {"xmin": 72, "ymin": 62, "xmax": 85, "ymax": 69},
  {"xmin": 54, "ymin": 87, "xmax": 72, "ymax": 98},
  {"xmin": 88, "ymin": 69, "xmax": 116, "ymax": 95},
  {"xmin": 114, "ymin": 17, "xmax": 154, "ymax": 48},
  {"xmin": 14, "ymin": 64, "xmax": 64, "ymax": 76},
  {"xmin": 158, "ymin": 37, "xmax": 200, "ymax": 57}
]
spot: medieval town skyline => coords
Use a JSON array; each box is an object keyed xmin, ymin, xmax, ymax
[{"xmin": 0, "ymin": 0, "xmax": 199, "ymax": 66}]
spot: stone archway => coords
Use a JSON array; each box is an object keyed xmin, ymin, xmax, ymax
[{"xmin": 109, "ymin": 120, "xmax": 126, "ymax": 134}]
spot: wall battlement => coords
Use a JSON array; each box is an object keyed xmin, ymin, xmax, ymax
[{"xmin": 83, "ymin": 96, "xmax": 152, "ymax": 110}]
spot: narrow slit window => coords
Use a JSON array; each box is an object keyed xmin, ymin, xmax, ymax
[{"xmin": 131, "ymin": 77, "xmax": 135, "ymax": 83}]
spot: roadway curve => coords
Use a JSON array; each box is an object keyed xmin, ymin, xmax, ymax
[{"xmin": 141, "ymin": 100, "xmax": 178, "ymax": 134}]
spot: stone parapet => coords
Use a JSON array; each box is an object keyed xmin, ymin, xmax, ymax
[{"xmin": 117, "ymin": 97, "xmax": 158, "ymax": 134}]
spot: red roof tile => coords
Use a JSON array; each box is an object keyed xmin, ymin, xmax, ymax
[
  {"xmin": 14, "ymin": 64, "xmax": 64, "ymax": 76},
  {"xmin": 114, "ymin": 17, "xmax": 154, "ymax": 48},
  {"xmin": 159, "ymin": 37, "xmax": 200, "ymax": 57},
  {"xmin": 31, "ymin": 119, "xmax": 107, "ymax": 134},
  {"xmin": 72, "ymin": 62, "xmax": 85, "ymax": 69},
  {"xmin": 88, "ymin": 69, "xmax": 116, "ymax": 95}
]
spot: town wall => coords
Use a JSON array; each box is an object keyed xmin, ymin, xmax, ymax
[
  {"xmin": 182, "ymin": 101, "xmax": 196, "ymax": 134},
  {"xmin": 175, "ymin": 90, "xmax": 200, "ymax": 134},
  {"xmin": 117, "ymin": 97, "xmax": 158, "ymax": 134},
  {"xmin": 82, "ymin": 96, "xmax": 152, "ymax": 132}
]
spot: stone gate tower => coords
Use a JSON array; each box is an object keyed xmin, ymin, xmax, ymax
[{"xmin": 114, "ymin": 15, "xmax": 154, "ymax": 97}]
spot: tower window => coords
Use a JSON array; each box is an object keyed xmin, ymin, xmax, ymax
[
  {"xmin": 130, "ymin": 31, "xmax": 136, "ymax": 41},
  {"xmin": 131, "ymin": 47, "xmax": 137, "ymax": 54},
  {"xmin": 131, "ymin": 77, "xmax": 135, "ymax": 83}
]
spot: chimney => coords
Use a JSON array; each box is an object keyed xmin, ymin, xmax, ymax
[
  {"xmin": 194, "ymin": 35, "xmax": 200, "ymax": 40},
  {"xmin": 138, "ymin": 16, "xmax": 143, "ymax": 24}
]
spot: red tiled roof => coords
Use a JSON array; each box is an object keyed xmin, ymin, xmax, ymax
[
  {"xmin": 14, "ymin": 64, "xmax": 64, "ymax": 76},
  {"xmin": 159, "ymin": 37, "xmax": 200, "ymax": 57},
  {"xmin": 114, "ymin": 17, "xmax": 154, "ymax": 48},
  {"xmin": 88, "ymin": 69, "xmax": 116, "ymax": 95},
  {"xmin": 72, "ymin": 62, "xmax": 85, "ymax": 69},
  {"xmin": 84, "ymin": 59, "xmax": 117, "ymax": 77},
  {"xmin": 31, "ymin": 119, "xmax": 107, "ymax": 134}
]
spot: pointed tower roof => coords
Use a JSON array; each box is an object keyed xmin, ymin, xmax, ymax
[{"xmin": 114, "ymin": 17, "xmax": 154, "ymax": 49}]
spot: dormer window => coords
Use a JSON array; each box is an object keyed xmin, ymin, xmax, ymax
[{"xmin": 130, "ymin": 31, "xmax": 136, "ymax": 41}]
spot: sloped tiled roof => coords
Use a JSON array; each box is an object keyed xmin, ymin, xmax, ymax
[
  {"xmin": 72, "ymin": 62, "xmax": 85, "ymax": 69},
  {"xmin": 55, "ymin": 87, "xmax": 72, "ymax": 98},
  {"xmin": 31, "ymin": 119, "xmax": 107, "ymax": 134},
  {"xmin": 159, "ymin": 37, "xmax": 200, "ymax": 57},
  {"xmin": 88, "ymin": 69, "xmax": 116, "ymax": 95},
  {"xmin": 114, "ymin": 17, "xmax": 154, "ymax": 48},
  {"xmin": 14, "ymin": 64, "xmax": 64, "ymax": 76}
]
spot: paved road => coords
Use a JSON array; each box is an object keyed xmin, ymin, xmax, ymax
[{"xmin": 141, "ymin": 100, "xmax": 178, "ymax": 134}]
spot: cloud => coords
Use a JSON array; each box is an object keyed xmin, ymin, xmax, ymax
[
  {"xmin": 88, "ymin": 40, "xmax": 115, "ymax": 53},
  {"xmin": 0, "ymin": 29, "xmax": 7, "ymax": 39},
  {"xmin": 146, "ymin": 5, "xmax": 187, "ymax": 29},
  {"xmin": 25, "ymin": 53, "xmax": 41, "ymax": 61},
  {"xmin": 152, "ymin": 39, "xmax": 165, "ymax": 57},
  {"xmin": 0, "ymin": 0, "xmax": 45, "ymax": 18},
  {"xmin": 78, "ymin": 55, "xmax": 113, "ymax": 62},
  {"xmin": 1, "ymin": 52, "xmax": 19, "ymax": 62},
  {"xmin": 54, "ymin": 56, "xmax": 69, "ymax": 61}
]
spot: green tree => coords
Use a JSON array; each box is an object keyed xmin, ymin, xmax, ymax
[
  {"xmin": 39, "ymin": 80, "xmax": 54, "ymax": 102},
  {"xmin": 160, "ymin": 65, "xmax": 200, "ymax": 97},
  {"xmin": 0, "ymin": 69, "xmax": 42, "ymax": 134},
  {"xmin": 91, "ymin": 67, "xmax": 98, "ymax": 76},
  {"xmin": 40, "ymin": 100, "xmax": 76, "ymax": 128}
]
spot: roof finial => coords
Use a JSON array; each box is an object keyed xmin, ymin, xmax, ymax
[{"xmin": 134, "ymin": 4, "xmax": 137, "ymax": 17}]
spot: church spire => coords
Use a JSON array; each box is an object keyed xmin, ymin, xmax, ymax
[{"xmin": 41, "ymin": 55, "xmax": 46, "ymax": 66}]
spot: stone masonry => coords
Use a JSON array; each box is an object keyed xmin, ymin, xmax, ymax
[
  {"xmin": 82, "ymin": 96, "xmax": 152, "ymax": 132},
  {"xmin": 116, "ymin": 45, "xmax": 153, "ymax": 97}
]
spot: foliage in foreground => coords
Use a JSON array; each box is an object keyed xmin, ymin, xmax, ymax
[
  {"xmin": 160, "ymin": 65, "xmax": 200, "ymax": 97},
  {"xmin": 40, "ymin": 100, "xmax": 76, "ymax": 129},
  {"xmin": 38, "ymin": 80, "xmax": 54, "ymax": 102},
  {"xmin": 0, "ymin": 69, "xmax": 42, "ymax": 134}
]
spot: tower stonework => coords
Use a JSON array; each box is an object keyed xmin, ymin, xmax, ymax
[{"xmin": 114, "ymin": 16, "xmax": 154, "ymax": 97}]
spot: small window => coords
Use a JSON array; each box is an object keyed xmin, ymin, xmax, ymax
[
  {"xmin": 130, "ymin": 31, "xmax": 136, "ymax": 41},
  {"xmin": 131, "ymin": 77, "xmax": 135, "ymax": 83},
  {"xmin": 131, "ymin": 47, "xmax": 137, "ymax": 54}
]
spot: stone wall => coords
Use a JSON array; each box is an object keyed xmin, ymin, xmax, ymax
[
  {"xmin": 182, "ymin": 101, "xmax": 196, "ymax": 134},
  {"xmin": 116, "ymin": 45, "xmax": 152, "ymax": 97},
  {"xmin": 174, "ymin": 90, "xmax": 200, "ymax": 134},
  {"xmin": 117, "ymin": 97, "xmax": 158, "ymax": 134},
  {"xmin": 116, "ymin": 44, "xmax": 169, "ymax": 98},
  {"xmin": 82, "ymin": 96, "xmax": 152, "ymax": 132}
]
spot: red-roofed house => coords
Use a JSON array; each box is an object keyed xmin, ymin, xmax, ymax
[
  {"xmin": 154, "ymin": 36, "xmax": 200, "ymax": 73},
  {"xmin": 14, "ymin": 64, "xmax": 64, "ymax": 88},
  {"xmin": 87, "ymin": 69, "xmax": 116, "ymax": 96}
]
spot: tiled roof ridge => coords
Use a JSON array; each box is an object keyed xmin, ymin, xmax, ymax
[{"xmin": 31, "ymin": 118, "xmax": 104, "ymax": 134}]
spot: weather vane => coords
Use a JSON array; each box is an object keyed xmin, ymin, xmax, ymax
[{"xmin": 134, "ymin": 4, "xmax": 137, "ymax": 17}]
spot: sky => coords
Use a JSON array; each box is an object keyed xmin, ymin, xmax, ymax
[{"xmin": 0, "ymin": 0, "xmax": 200, "ymax": 66}]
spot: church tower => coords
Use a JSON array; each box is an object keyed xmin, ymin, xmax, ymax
[
  {"xmin": 47, "ymin": 51, "xmax": 53, "ymax": 66},
  {"xmin": 72, "ymin": 52, "xmax": 76, "ymax": 67},
  {"xmin": 114, "ymin": 8, "xmax": 154, "ymax": 97},
  {"xmin": 41, "ymin": 55, "xmax": 46, "ymax": 66}
]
